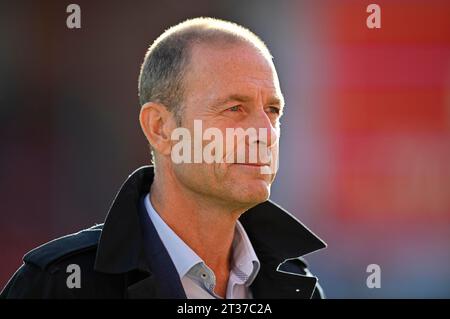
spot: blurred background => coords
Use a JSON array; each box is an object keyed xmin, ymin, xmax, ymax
[{"xmin": 1, "ymin": 0, "xmax": 449, "ymax": 298}]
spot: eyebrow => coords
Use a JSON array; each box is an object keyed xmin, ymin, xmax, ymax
[{"xmin": 211, "ymin": 94, "xmax": 283, "ymax": 108}]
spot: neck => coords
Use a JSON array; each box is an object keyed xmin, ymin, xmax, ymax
[{"xmin": 149, "ymin": 165, "xmax": 247, "ymax": 273}]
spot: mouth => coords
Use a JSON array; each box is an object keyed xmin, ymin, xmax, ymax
[
  {"xmin": 232, "ymin": 163, "xmax": 270, "ymax": 167},
  {"xmin": 231, "ymin": 162, "xmax": 275, "ymax": 177}
]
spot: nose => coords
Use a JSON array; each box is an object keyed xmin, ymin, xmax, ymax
[{"xmin": 250, "ymin": 110, "xmax": 279, "ymax": 148}]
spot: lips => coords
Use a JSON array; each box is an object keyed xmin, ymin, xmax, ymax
[{"xmin": 233, "ymin": 162, "xmax": 269, "ymax": 167}]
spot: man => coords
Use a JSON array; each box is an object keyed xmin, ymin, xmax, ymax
[{"xmin": 1, "ymin": 17, "xmax": 326, "ymax": 299}]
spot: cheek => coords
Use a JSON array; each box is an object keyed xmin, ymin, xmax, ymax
[{"xmin": 172, "ymin": 163, "xmax": 217, "ymax": 193}]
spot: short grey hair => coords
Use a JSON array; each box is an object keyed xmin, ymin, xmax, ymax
[{"xmin": 138, "ymin": 17, "xmax": 273, "ymax": 123}]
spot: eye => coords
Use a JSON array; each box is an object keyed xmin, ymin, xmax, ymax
[
  {"xmin": 267, "ymin": 106, "xmax": 281, "ymax": 114},
  {"xmin": 227, "ymin": 105, "xmax": 241, "ymax": 112}
]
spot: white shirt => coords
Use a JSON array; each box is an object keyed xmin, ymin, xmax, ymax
[{"xmin": 144, "ymin": 193, "xmax": 260, "ymax": 299}]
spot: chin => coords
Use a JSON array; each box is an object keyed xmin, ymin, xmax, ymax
[{"xmin": 229, "ymin": 179, "xmax": 271, "ymax": 206}]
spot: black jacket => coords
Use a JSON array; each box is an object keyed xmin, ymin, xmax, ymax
[{"xmin": 1, "ymin": 166, "xmax": 327, "ymax": 299}]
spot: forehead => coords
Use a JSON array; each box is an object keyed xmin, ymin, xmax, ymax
[{"xmin": 184, "ymin": 42, "xmax": 281, "ymax": 103}]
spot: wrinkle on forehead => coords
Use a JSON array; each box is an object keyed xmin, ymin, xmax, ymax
[{"xmin": 184, "ymin": 42, "xmax": 283, "ymax": 106}]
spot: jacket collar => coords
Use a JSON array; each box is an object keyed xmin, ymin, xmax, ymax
[
  {"xmin": 94, "ymin": 166, "xmax": 152, "ymax": 274},
  {"xmin": 94, "ymin": 166, "xmax": 326, "ymax": 298}
]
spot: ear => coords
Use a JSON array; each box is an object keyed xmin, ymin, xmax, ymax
[{"xmin": 139, "ymin": 102, "xmax": 176, "ymax": 156}]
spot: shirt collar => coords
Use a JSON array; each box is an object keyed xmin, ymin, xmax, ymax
[
  {"xmin": 232, "ymin": 220, "xmax": 260, "ymax": 286},
  {"xmin": 144, "ymin": 193, "xmax": 260, "ymax": 285},
  {"xmin": 144, "ymin": 193, "xmax": 202, "ymax": 278}
]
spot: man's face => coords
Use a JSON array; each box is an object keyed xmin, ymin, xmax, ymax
[{"xmin": 170, "ymin": 42, "xmax": 284, "ymax": 208}]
